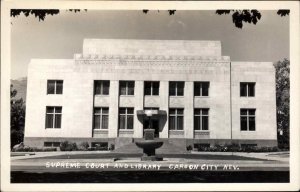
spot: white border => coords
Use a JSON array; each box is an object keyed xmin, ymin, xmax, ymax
[{"xmin": 1, "ymin": 1, "xmax": 299, "ymax": 191}]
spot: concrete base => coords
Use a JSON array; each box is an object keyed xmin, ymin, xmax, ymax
[{"xmin": 141, "ymin": 156, "xmax": 163, "ymax": 161}]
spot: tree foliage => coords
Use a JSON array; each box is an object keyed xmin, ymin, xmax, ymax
[
  {"xmin": 11, "ymin": 9, "xmax": 85, "ymax": 21},
  {"xmin": 11, "ymin": 85, "xmax": 26, "ymax": 149},
  {"xmin": 216, "ymin": 9, "xmax": 289, "ymax": 28},
  {"xmin": 274, "ymin": 59, "xmax": 290, "ymax": 149}
]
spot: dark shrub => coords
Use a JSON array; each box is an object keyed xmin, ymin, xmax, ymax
[
  {"xmin": 60, "ymin": 141, "xmax": 78, "ymax": 151},
  {"xmin": 109, "ymin": 144, "xmax": 115, "ymax": 151},
  {"xmin": 186, "ymin": 145, "xmax": 193, "ymax": 151},
  {"xmin": 78, "ymin": 142, "xmax": 89, "ymax": 151}
]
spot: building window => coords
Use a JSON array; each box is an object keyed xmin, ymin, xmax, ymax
[
  {"xmin": 120, "ymin": 81, "xmax": 135, "ymax": 95},
  {"xmin": 240, "ymin": 109, "xmax": 256, "ymax": 131},
  {"xmin": 47, "ymin": 80, "xmax": 63, "ymax": 94},
  {"xmin": 94, "ymin": 108, "xmax": 109, "ymax": 129},
  {"xmin": 94, "ymin": 81, "xmax": 110, "ymax": 95},
  {"xmin": 119, "ymin": 108, "xmax": 134, "ymax": 129},
  {"xmin": 194, "ymin": 108, "xmax": 209, "ymax": 130},
  {"xmin": 45, "ymin": 107, "xmax": 62, "ymax": 128},
  {"xmin": 194, "ymin": 82, "xmax": 210, "ymax": 96},
  {"xmin": 169, "ymin": 82, "xmax": 184, "ymax": 96},
  {"xmin": 144, "ymin": 81, "xmax": 159, "ymax": 96},
  {"xmin": 240, "ymin": 82, "xmax": 255, "ymax": 97},
  {"xmin": 44, "ymin": 142, "xmax": 61, "ymax": 147},
  {"xmin": 169, "ymin": 108, "xmax": 184, "ymax": 130}
]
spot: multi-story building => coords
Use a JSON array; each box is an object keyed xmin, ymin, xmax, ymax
[{"xmin": 24, "ymin": 39, "xmax": 277, "ymax": 149}]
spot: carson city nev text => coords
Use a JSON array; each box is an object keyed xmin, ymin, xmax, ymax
[{"xmin": 45, "ymin": 162, "xmax": 239, "ymax": 170}]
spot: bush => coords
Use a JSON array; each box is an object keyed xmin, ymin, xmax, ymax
[
  {"xmin": 195, "ymin": 144, "xmax": 280, "ymax": 153},
  {"xmin": 186, "ymin": 145, "xmax": 193, "ymax": 151},
  {"xmin": 12, "ymin": 147, "xmax": 57, "ymax": 152},
  {"xmin": 109, "ymin": 144, "xmax": 115, "ymax": 151},
  {"xmin": 60, "ymin": 141, "xmax": 78, "ymax": 151},
  {"xmin": 78, "ymin": 142, "xmax": 89, "ymax": 151}
]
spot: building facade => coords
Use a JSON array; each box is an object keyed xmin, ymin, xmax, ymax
[{"xmin": 24, "ymin": 39, "xmax": 277, "ymax": 149}]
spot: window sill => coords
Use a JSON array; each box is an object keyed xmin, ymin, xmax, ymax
[
  {"xmin": 169, "ymin": 96, "xmax": 184, "ymax": 98},
  {"xmin": 194, "ymin": 96, "xmax": 210, "ymax": 98},
  {"xmin": 94, "ymin": 95, "xmax": 110, "ymax": 97},
  {"xmin": 119, "ymin": 95, "xmax": 135, "ymax": 97},
  {"xmin": 194, "ymin": 130, "xmax": 210, "ymax": 132},
  {"xmin": 45, "ymin": 128, "xmax": 61, "ymax": 129},
  {"xmin": 169, "ymin": 130, "xmax": 184, "ymax": 131}
]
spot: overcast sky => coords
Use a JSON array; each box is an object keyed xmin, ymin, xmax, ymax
[{"xmin": 11, "ymin": 10, "xmax": 289, "ymax": 79}]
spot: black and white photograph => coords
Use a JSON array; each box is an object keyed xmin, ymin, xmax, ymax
[{"xmin": 1, "ymin": 1, "xmax": 299, "ymax": 191}]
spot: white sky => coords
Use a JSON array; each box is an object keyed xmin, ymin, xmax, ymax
[{"xmin": 11, "ymin": 10, "xmax": 289, "ymax": 79}]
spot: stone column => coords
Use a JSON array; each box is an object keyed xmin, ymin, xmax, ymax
[
  {"xmin": 134, "ymin": 81, "xmax": 144, "ymax": 138},
  {"xmin": 184, "ymin": 81, "xmax": 194, "ymax": 139},
  {"xmin": 159, "ymin": 81, "xmax": 169, "ymax": 138},
  {"xmin": 108, "ymin": 80, "xmax": 119, "ymax": 138}
]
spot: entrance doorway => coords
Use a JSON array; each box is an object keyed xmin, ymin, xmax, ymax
[{"xmin": 143, "ymin": 119, "xmax": 159, "ymax": 138}]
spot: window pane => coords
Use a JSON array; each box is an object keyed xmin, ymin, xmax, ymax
[
  {"xmin": 127, "ymin": 108, "xmax": 134, "ymax": 114},
  {"xmin": 177, "ymin": 109, "xmax": 184, "ymax": 115},
  {"xmin": 248, "ymin": 83, "xmax": 255, "ymax": 97},
  {"xmin": 202, "ymin": 109, "xmax": 209, "ymax": 115},
  {"xmin": 103, "ymin": 81, "xmax": 110, "ymax": 95},
  {"xmin": 128, "ymin": 81, "xmax": 135, "ymax": 95},
  {"xmin": 44, "ymin": 142, "xmax": 52, "ymax": 147},
  {"xmin": 94, "ymin": 115, "xmax": 100, "ymax": 129},
  {"xmin": 102, "ymin": 115, "xmax": 109, "ymax": 129},
  {"xmin": 46, "ymin": 107, "xmax": 54, "ymax": 113},
  {"xmin": 120, "ymin": 82, "xmax": 126, "ymax": 95},
  {"xmin": 152, "ymin": 82, "xmax": 159, "ymax": 95},
  {"xmin": 202, "ymin": 116, "xmax": 209, "ymax": 130},
  {"xmin": 177, "ymin": 116, "xmax": 184, "ymax": 130},
  {"xmin": 194, "ymin": 83, "xmax": 200, "ymax": 96},
  {"xmin": 240, "ymin": 83, "xmax": 247, "ymax": 96},
  {"xmin": 249, "ymin": 109, "xmax": 255, "ymax": 116},
  {"xmin": 54, "ymin": 114, "xmax": 61, "ymax": 128},
  {"xmin": 194, "ymin": 109, "xmax": 200, "ymax": 115},
  {"xmin": 127, "ymin": 115, "xmax": 134, "ymax": 129},
  {"xmin": 249, "ymin": 117, "xmax": 255, "ymax": 131},
  {"xmin": 94, "ymin": 108, "xmax": 101, "ymax": 114},
  {"xmin": 202, "ymin": 83, "xmax": 209, "ymax": 96},
  {"xmin": 169, "ymin": 109, "xmax": 176, "ymax": 115},
  {"xmin": 144, "ymin": 82, "xmax": 151, "ymax": 95},
  {"xmin": 47, "ymin": 81, "xmax": 55, "ymax": 94},
  {"xmin": 119, "ymin": 108, "xmax": 126, "ymax": 114},
  {"xmin": 56, "ymin": 81, "xmax": 63, "ymax": 94},
  {"xmin": 95, "ymin": 81, "xmax": 101, "ymax": 95},
  {"xmin": 177, "ymin": 82, "xmax": 184, "ymax": 96},
  {"xmin": 241, "ymin": 116, "xmax": 247, "ymax": 130},
  {"xmin": 169, "ymin": 82, "xmax": 176, "ymax": 96},
  {"xmin": 46, "ymin": 114, "xmax": 54, "ymax": 128},
  {"xmin": 169, "ymin": 116, "xmax": 176, "ymax": 130},
  {"xmin": 102, "ymin": 108, "xmax": 109, "ymax": 114},
  {"xmin": 119, "ymin": 115, "xmax": 126, "ymax": 129},
  {"xmin": 55, "ymin": 107, "xmax": 62, "ymax": 113},
  {"xmin": 240, "ymin": 109, "xmax": 247, "ymax": 115},
  {"xmin": 194, "ymin": 116, "xmax": 200, "ymax": 130}
]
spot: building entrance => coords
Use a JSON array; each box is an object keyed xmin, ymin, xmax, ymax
[{"xmin": 143, "ymin": 119, "xmax": 159, "ymax": 138}]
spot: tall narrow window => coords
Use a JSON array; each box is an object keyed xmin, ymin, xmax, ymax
[
  {"xmin": 120, "ymin": 81, "xmax": 135, "ymax": 95},
  {"xmin": 240, "ymin": 109, "xmax": 256, "ymax": 131},
  {"xmin": 169, "ymin": 82, "xmax": 184, "ymax": 96},
  {"xmin": 144, "ymin": 81, "xmax": 160, "ymax": 96},
  {"xmin": 119, "ymin": 108, "xmax": 134, "ymax": 129},
  {"xmin": 240, "ymin": 83, "xmax": 255, "ymax": 97},
  {"xmin": 47, "ymin": 80, "xmax": 63, "ymax": 94},
  {"xmin": 194, "ymin": 82, "xmax": 210, "ymax": 96},
  {"xmin": 169, "ymin": 108, "xmax": 184, "ymax": 130},
  {"xmin": 94, "ymin": 81, "xmax": 110, "ymax": 95},
  {"xmin": 45, "ymin": 107, "xmax": 62, "ymax": 128},
  {"xmin": 194, "ymin": 109, "xmax": 209, "ymax": 130},
  {"xmin": 94, "ymin": 108, "xmax": 109, "ymax": 129}
]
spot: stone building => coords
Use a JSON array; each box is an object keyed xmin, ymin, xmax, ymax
[{"xmin": 24, "ymin": 39, "xmax": 277, "ymax": 149}]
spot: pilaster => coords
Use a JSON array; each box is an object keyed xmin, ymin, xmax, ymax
[
  {"xmin": 108, "ymin": 80, "xmax": 119, "ymax": 138},
  {"xmin": 134, "ymin": 81, "xmax": 144, "ymax": 138},
  {"xmin": 184, "ymin": 81, "xmax": 194, "ymax": 138},
  {"xmin": 160, "ymin": 81, "xmax": 169, "ymax": 138}
]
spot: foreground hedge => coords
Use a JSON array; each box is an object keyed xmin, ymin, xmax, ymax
[{"xmin": 191, "ymin": 144, "xmax": 283, "ymax": 153}]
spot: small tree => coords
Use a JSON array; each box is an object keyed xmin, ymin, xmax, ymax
[
  {"xmin": 11, "ymin": 84, "xmax": 26, "ymax": 149},
  {"xmin": 274, "ymin": 59, "xmax": 290, "ymax": 149}
]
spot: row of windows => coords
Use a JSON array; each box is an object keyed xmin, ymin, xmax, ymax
[
  {"xmin": 45, "ymin": 107, "xmax": 256, "ymax": 131},
  {"xmin": 48, "ymin": 80, "xmax": 256, "ymax": 97}
]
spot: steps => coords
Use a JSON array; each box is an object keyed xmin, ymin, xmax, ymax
[{"xmin": 113, "ymin": 139, "xmax": 187, "ymax": 154}]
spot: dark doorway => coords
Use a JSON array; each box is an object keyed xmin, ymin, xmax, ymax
[{"xmin": 143, "ymin": 119, "xmax": 159, "ymax": 138}]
